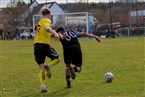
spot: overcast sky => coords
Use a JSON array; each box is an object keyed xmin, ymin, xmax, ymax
[{"xmin": 1, "ymin": 0, "xmax": 109, "ymax": 8}]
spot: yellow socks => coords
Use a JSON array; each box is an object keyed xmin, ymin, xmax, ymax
[
  {"xmin": 39, "ymin": 71, "xmax": 46, "ymax": 84},
  {"xmin": 38, "ymin": 59, "xmax": 59, "ymax": 86},
  {"xmin": 49, "ymin": 59, "xmax": 60, "ymax": 67}
]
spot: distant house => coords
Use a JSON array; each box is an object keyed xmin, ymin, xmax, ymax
[
  {"xmin": 21, "ymin": 1, "xmax": 65, "ymax": 24},
  {"xmin": 0, "ymin": 1, "xmax": 65, "ymax": 38},
  {"xmin": 0, "ymin": 0, "xmax": 64, "ymax": 25},
  {"xmin": 1, "ymin": 0, "xmax": 97, "ymax": 31},
  {"xmin": 21, "ymin": 1, "xmax": 39, "ymax": 21}
]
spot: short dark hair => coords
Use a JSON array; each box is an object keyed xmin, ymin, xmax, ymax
[
  {"xmin": 56, "ymin": 26, "xmax": 65, "ymax": 33},
  {"xmin": 42, "ymin": 8, "xmax": 51, "ymax": 15}
]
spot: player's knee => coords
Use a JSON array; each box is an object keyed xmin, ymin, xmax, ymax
[
  {"xmin": 77, "ymin": 67, "xmax": 82, "ymax": 73},
  {"xmin": 65, "ymin": 65, "xmax": 71, "ymax": 71},
  {"xmin": 66, "ymin": 64, "xmax": 71, "ymax": 68},
  {"xmin": 77, "ymin": 69, "xmax": 81, "ymax": 73},
  {"xmin": 39, "ymin": 63, "xmax": 45, "ymax": 71}
]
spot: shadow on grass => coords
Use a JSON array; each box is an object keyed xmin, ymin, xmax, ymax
[{"xmin": 22, "ymin": 87, "xmax": 71, "ymax": 97}]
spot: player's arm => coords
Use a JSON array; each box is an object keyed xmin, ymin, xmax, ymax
[
  {"xmin": 57, "ymin": 31, "xmax": 67, "ymax": 40},
  {"xmin": 80, "ymin": 32, "xmax": 101, "ymax": 43},
  {"xmin": 35, "ymin": 23, "xmax": 38, "ymax": 32},
  {"xmin": 58, "ymin": 33, "xmax": 63, "ymax": 39},
  {"xmin": 44, "ymin": 25, "xmax": 59, "ymax": 40}
]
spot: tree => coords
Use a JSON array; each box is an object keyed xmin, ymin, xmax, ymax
[{"xmin": 5, "ymin": 1, "xmax": 27, "ymax": 26}]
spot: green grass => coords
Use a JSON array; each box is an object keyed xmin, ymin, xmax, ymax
[{"xmin": 0, "ymin": 38, "xmax": 144, "ymax": 97}]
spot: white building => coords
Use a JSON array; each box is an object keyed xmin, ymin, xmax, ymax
[
  {"xmin": 115, "ymin": 0, "xmax": 145, "ymax": 3},
  {"xmin": 129, "ymin": 9, "xmax": 145, "ymax": 26},
  {"xmin": 21, "ymin": 1, "xmax": 65, "ymax": 22}
]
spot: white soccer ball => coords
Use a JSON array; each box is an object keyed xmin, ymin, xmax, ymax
[{"xmin": 104, "ymin": 72, "xmax": 114, "ymax": 82}]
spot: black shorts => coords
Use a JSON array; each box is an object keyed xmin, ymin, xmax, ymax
[
  {"xmin": 63, "ymin": 47, "xmax": 82, "ymax": 67},
  {"xmin": 34, "ymin": 43, "xmax": 59, "ymax": 64}
]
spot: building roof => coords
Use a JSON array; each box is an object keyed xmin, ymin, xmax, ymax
[{"xmin": 31, "ymin": 2, "xmax": 58, "ymax": 15}]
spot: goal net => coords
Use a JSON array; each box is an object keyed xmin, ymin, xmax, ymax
[
  {"xmin": 114, "ymin": 27, "xmax": 145, "ymax": 37},
  {"xmin": 33, "ymin": 12, "xmax": 97, "ymax": 34}
]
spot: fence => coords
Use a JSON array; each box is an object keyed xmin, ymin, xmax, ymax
[{"xmin": 114, "ymin": 27, "xmax": 145, "ymax": 37}]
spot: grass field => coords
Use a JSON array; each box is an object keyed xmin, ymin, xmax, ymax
[{"xmin": 0, "ymin": 38, "xmax": 144, "ymax": 97}]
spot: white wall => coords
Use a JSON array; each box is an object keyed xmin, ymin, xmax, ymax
[
  {"xmin": 50, "ymin": 3, "xmax": 65, "ymax": 14},
  {"xmin": 130, "ymin": 10, "xmax": 145, "ymax": 17}
]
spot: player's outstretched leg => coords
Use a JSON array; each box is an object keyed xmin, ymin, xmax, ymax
[
  {"xmin": 44, "ymin": 63, "xmax": 51, "ymax": 78},
  {"xmin": 70, "ymin": 67, "xmax": 76, "ymax": 80}
]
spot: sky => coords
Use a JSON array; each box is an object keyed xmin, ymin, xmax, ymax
[{"xmin": 0, "ymin": 0, "xmax": 109, "ymax": 8}]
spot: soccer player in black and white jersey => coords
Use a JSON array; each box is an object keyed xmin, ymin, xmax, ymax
[{"xmin": 56, "ymin": 26, "xmax": 101, "ymax": 88}]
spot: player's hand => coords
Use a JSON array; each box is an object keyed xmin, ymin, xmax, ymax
[
  {"xmin": 54, "ymin": 33, "xmax": 59, "ymax": 40},
  {"xmin": 95, "ymin": 36, "xmax": 101, "ymax": 43},
  {"xmin": 63, "ymin": 33, "xmax": 67, "ymax": 39},
  {"xmin": 58, "ymin": 33, "xmax": 64, "ymax": 39}
]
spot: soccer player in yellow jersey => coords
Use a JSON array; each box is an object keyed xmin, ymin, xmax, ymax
[{"xmin": 33, "ymin": 8, "xmax": 60, "ymax": 93}]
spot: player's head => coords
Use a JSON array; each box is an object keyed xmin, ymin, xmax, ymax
[
  {"xmin": 56, "ymin": 26, "xmax": 65, "ymax": 33},
  {"xmin": 42, "ymin": 8, "xmax": 51, "ymax": 18}
]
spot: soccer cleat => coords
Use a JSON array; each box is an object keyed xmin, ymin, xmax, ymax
[
  {"xmin": 44, "ymin": 64, "xmax": 51, "ymax": 78},
  {"xmin": 66, "ymin": 81, "xmax": 71, "ymax": 88},
  {"xmin": 41, "ymin": 89, "xmax": 47, "ymax": 93},
  {"xmin": 70, "ymin": 67, "xmax": 76, "ymax": 80},
  {"xmin": 67, "ymin": 85, "xmax": 71, "ymax": 88},
  {"xmin": 96, "ymin": 37, "xmax": 101, "ymax": 43},
  {"xmin": 41, "ymin": 84, "xmax": 47, "ymax": 93}
]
